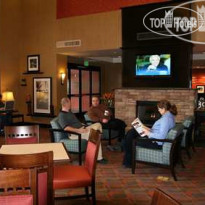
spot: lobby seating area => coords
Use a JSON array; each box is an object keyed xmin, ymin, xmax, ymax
[
  {"xmin": 1, "ymin": 0, "xmax": 205, "ymax": 204},
  {"xmin": 0, "ymin": 126, "xmax": 204, "ymax": 204}
]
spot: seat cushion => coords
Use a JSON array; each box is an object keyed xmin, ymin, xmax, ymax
[
  {"xmin": 53, "ymin": 165, "xmax": 92, "ymax": 189},
  {"xmin": 135, "ymin": 146, "xmax": 163, "ymax": 164},
  {"xmin": 0, "ymin": 195, "xmax": 33, "ymax": 205}
]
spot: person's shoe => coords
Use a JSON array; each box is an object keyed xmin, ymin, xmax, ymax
[{"xmin": 97, "ymin": 158, "xmax": 108, "ymax": 164}]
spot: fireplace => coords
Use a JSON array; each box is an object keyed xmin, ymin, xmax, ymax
[
  {"xmin": 136, "ymin": 101, "xmax": 161, "ymax": 126},
  {"xmin": 115, "ymin": 88, "xmax": 196, "ymax": 126}
]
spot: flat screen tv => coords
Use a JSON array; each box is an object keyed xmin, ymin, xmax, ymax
[{"xmin": 135, "ymin": 54, "xmax": 171, "ymax": 77}]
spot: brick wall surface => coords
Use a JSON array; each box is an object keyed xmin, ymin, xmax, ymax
[{"xmin": 115, "ymin": 88, "xmax": 197, "ymax": 126}]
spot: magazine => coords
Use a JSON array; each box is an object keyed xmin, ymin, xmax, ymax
[{"xmin": 131, "ymin": 118, "xmax": 146, "ymax": 137}]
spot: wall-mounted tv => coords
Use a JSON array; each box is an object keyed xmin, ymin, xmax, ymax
[{"xmin": 135, "ymin": 54, "xmax": 171, "ymax": 77}]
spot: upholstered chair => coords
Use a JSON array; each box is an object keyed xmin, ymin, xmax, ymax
[
  {"xmin": 181, "ymin": 116, "xmax": 195, "ymax": 158},
  {"xmin": 50, "ymin": 117, "xmax": 87, "ymax": 165},
  {"xmin": 132, "ymin": 124, "xmax": 184, "ymax": 181},
  {"xmin": 84, "ymin": 113, "xmax": 119, "ymax": 145}
]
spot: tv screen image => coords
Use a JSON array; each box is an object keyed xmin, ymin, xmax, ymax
[{"xmin": 136, "ymin": 54, "xmax": 171, "ymax": 76}]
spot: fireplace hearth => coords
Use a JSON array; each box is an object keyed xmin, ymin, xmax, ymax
[{"xmin": 136, "ymin": 101, "xmax": 161, "ymax": 126}]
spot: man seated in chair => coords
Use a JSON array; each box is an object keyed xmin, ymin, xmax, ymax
[
  {"xmin": 87, "ymin": 96, "xmax": 127, "ymax": 149},
  {"xmin": 58, "ymin": 97, "xmax": 107, "ymax": 164}
]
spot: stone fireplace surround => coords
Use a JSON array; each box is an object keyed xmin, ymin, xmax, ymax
[{"xmin": 115, "ymin": 88, "xmax": 197, "ymax": 126}]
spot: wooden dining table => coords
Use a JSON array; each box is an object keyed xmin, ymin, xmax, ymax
[{"xmin": 0, "ymin": 142, "xmax": 70, "ymax": 164}]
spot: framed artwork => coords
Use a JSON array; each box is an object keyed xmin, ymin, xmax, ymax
[
  {"xmin": 33, "ymin": 77, "xmax": 52, "ymax": 115},
  {"xmin": 27, "ymin": 55, "xmax": 40, "ymax": 72},
  {"xmin": 196, "ymin": 85, "xmax": 205, "ymax": 93}
]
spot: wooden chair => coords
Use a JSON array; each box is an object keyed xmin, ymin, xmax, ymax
[
  {"xmin": 0, "ymin": 168, "xmax": 37, "ymax": 205},
  {"xmin": 4, "ymin": 125, "xmax": 39, "ymax": 144},
  {"xmin": 0, "ymin": 151, "xmax": 54, "ymax": 205},
  {"xmin": 151, "ymin": 188, "xmax": 181, "ymax": 205},
  {"xmin": 53, "ymin": 128, "xmax": 101, "ymax": 205}
]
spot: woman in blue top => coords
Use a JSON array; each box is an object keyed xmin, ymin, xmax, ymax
[{"xmin": 123, "ymin": 100, "xmax": 177, "ymax": 168}]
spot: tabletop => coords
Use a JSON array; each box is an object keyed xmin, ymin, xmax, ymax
[{"xmin": 0, "ymin": 143, "xmax": 70, "ymax": 162}]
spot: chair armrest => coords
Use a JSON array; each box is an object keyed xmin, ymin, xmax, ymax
[{"xmin": 49, "ymin": 128, "xmax": 81, "ymax": 136}]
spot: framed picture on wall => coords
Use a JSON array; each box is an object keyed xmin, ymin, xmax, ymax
[
  {"xmin": 196, "ymin": 85, "xmax": 205, "ymax": 93},
  {"xmin": 27, "ymin": 55, "xmax": 40, "ymax": 72},
  {"xmin": 33, "ymin": 77, "xmax": 52, "ymax": 115}
]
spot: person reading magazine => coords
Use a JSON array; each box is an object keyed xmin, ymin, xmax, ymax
[
  {"xmin": 131, "ymin": 118, "xmax": 146, "ymax": 137},
  {"xmin": 122, "ymin": 100, "xmax": 178, "ymax": 168}
]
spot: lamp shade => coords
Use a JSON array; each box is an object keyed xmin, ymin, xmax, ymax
[{"xmin": 2, "ymin": 91, "xmax": 14, "ymax": 101}]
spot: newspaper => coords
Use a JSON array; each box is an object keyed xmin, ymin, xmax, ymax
[{"xmin": 131, "ymin": 118, "xmax": 146, "ymax": 137}]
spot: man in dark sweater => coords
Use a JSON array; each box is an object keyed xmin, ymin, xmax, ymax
[
  {"xmin": 87, "ymin": 96, "xmax": 126, "ymax": 144},
  {"xmin": 58, "ymin": 97, "xmax": 107, "ymax": 163}
]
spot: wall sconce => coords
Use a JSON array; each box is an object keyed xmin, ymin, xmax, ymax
[{"xmin": 61, "ymin": 72, "xmax": 66, "ymax": 85}]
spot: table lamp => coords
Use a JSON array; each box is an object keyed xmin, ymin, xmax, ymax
[
  {"xmin": 2, "ymin": 91, "xmax": 15, "ymax": 110},
  {"xmin": 2, "ymin": 91, "xmax": 15, "ymax": 102}
]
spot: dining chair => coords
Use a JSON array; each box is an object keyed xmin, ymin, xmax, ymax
[
  {"xmin": 53, "ymin": 128, "xmax": 101, "ymax": 205},
  {"xmin": 0, "ymin": 151, "xmax": 54, "ymax": 205},
  {"xmin": 4, "ymin": 125, "xmax": 39, "ymax": 144},
  {"xmin": 0, "ymin": 168, "xmax": 37, "ymax": 205},
  {"xmin": 151, "ymin": 188, "xmax": 181, "ymax": 205}
]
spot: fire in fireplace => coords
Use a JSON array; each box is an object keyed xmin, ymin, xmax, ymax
[{"xmin": 136, "ymin": 101, "xmax": 161, "ymax": 126}]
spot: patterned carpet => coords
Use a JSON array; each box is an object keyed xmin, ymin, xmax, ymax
[{"xmin": 55, "ymin": 144, "xmax": 205, "ymax": 205}]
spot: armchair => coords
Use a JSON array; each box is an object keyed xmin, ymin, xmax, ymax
[
  {"xmin": 50, "ymin": 117, "xmax": 87, "ymax": 165},
  {"xmin": 132, "ymin": 124, "xmax": 184, "ymax": 181},
  {"xmin": 181, "ymin": 116, "xmax": 195, "ymax": 158},
  {"xmin": 84, "ymin": 113, "xmax": 120, "ymax": 145}
]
